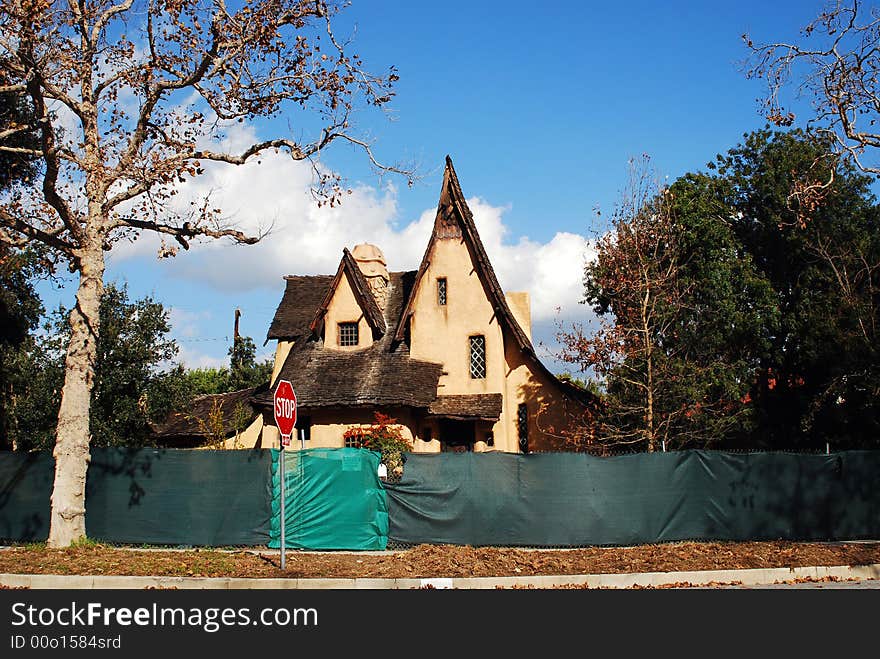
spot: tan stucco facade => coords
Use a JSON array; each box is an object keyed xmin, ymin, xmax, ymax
[
  {"xmin": 252, "ymin": 233, "xmax": 588, "ymax": 454},
  {"xmin": 248, "ymin": 407, "xmax": 419, "ymax": 452},
  {"xmin": 251, "ymin": 160, "xmax": 593, "ymax": 454},
  {"xmin": 407, "ymin": 237, "xmax": 515, "ymax": 452},
  {"xmin": 322, "ymin": 271, "xmax": 373, "ymax": 351}
]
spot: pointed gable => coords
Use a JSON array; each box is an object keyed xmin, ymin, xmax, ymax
[
  {"xmin": 395, "ymin": 156, "xmax": 534, "ymax": 357},
  {"xmin": 310, "ymin": 247, "xmax": 387, "ymax": 337}
]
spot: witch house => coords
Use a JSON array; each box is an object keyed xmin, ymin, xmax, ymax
[{"xmin": 217, "ymin": 157, "xmax": 596, "ymax": 453}]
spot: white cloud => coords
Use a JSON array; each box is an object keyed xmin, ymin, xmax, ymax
[
  {"xmin": 465, "ymin": 198, "xmax": 595, "ymax": 321},
  {"xmin": 168, "ymin": 307, "xmax": 212, "ymax": 338},
  {"xmin": 112, "ymin": 148, "xmax": 596, "ymax": 324},
  {"xmin": 176, "ymin": 345, "xmax": 228, "ymax": 370}
]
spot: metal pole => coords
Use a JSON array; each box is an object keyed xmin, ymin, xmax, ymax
[
  {"xmin": 299, "ymin": 428, "xmax": 305, "ymax": 550},
  {"xmin": 279, "ymin": 442, "xmax": 286, "ymax": 571}
]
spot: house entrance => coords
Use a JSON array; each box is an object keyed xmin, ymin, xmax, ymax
[{"xmin": 439, "ymin": 419, "xmax": 475, "ymax": 452}]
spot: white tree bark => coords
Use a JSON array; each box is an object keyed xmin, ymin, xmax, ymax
[{"xmin": 48, "ymin": 243, "xmax": 104, "ymax": 548}]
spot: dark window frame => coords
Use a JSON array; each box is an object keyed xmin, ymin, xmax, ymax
[
  {"xmin": 295, "ymin": 415, "xmax": 311, "ymax": 442},
  {"xmin": 469, "ymin": 334, "xmax": 486, "ymax": 379},
  {"xmin": 437, "ymin": 277, "xmax": 447, "ymax": 306},
  {"xmin": 517, "ymin": 403, "xmax": 529, "ymax": 453},
  {"xmin": 338, "ymin": 321, "xmax": 359, "ymax": 347}
]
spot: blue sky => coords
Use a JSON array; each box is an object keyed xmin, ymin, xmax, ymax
[{"xmin": 38, "ymin": 0, "xmax": 830, "ymax": 372}]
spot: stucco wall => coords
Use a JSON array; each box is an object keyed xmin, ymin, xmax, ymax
[
  {"xmin": 323, "ymin": 271, "xmax": 371, "ymax": 350},
  {"xmin": 503, "ymin": 338, "xmax": 592, "ymax": 452},
  {"xmin": 409, "ymin": 238, "xmax": 506, "ymax": 398},
  {"xmin": 220, "ymin": 415, "xmax": 264, "ymax": 450},
  {"xmin": 263, "ymin": 234, "xmax": 590, "ymax": 454},
  {"xmin": 261, "ymin": 407, "xmax": 420, "ymax": 452},
  {"xmin": 270, "ymin": 340, "xmax": 293, "ymax": 383},
  {"xmin": 505, "ymin": 291, "xmax": 531, "ymax": 342},
  {"xmin": 403, "ymin": 235, "xmax": 584, "ymax": 453}
]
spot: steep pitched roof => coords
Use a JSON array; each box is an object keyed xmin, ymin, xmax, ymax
[
  {"xmin": 254, "ymin": 271, "xmax": 444, "ymax": 410},
  {"xmin": 395, "ymin": 156, "xmax": 598, "ymax": 410},
  {"xmin": 394, "ymin": 156, "xmax": 533, "ymax": 355},
  {"xmin": 263, "ymin": 157, "xmax": 599, "ymax": 413},
  {"xmin": 267, "ymin": 274, "xmax": 335, "ymax": 341},
  {"xmin": 309, "ymin": 248, "xmax": 386, "ymax": 336}
]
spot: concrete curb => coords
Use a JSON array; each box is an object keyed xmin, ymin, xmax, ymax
[{"xmin": 2, "ymin": 563, "xmax": 879, "ymax": 589}]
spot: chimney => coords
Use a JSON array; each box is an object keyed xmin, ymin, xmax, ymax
[
  {"xmin": 505, "ymin": 292, "xmax": 532, "ymax": 341},
  {"xmin": 351, "ymin": 243, "xmax": 390, "ymax": 311}
]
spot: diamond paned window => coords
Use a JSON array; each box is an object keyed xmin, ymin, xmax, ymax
[
  {"xmin": 517, "ymin": 403, "xmax": 529, "ymax": 453},
  {"xmin": 469, "ymin": 335, "xmax": 486, "ymax": 379},
  {"xmin": 437, "ymin": 278, "xmax": 447, "ymax": 306},
  {"xmin": 338, "ymin": 322, "xmax": 359, "ymax": 347}
]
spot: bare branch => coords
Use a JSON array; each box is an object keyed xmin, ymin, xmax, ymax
[
  {"xmin": 0, "ymin": 208, "xmax": 75, "ymax": 254},
  {"xmin": 744, "ymin": 0, "xmax": 880, "ymax": 175},
  {"xmin": 121, "ymin": 216, "xmax": 263, "ymax": 250},
  {"xmin": 0, "ymin": 145, "xmax": 43, "ymax": 156}
]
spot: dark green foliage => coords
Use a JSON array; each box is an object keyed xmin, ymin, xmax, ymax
[
  {"xmin": 8, "ymin": 284, "xmax": 186, "ymax": 450},
  {"xmin": 0, "ymin": 92, "xmax": 43, "ymax": 450},
  {"xmin": 88, "ymin": 286, "xmax": 182, "ymax": 447},
  {"xmin": 176, "ymin": 335, "xmax": 272, "ymax": 398},
  {"xmin": 557, "ymin": 372, "xmax": 602, "ymax": 397},
  {"xmin": 574, "ymin": 159, "xmax": 778, "ymax": 450},
  {"xmin": 712, "ymin": 129, "xmax": 880, "ymax": 449},
  {"xmin": 228, "ymin": 335, "xmax": 273, "ymax": 392},
  {"xmin": 0, "ymin": 90, "xmax": 38, "ymax": 191},
  {"xmin": 576, "ymin": 128, "xmax": 880, "ymax": 450}
]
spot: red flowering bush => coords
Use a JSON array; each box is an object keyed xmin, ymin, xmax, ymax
[{"xmin": 342, "ymin": 413, "xmax": 412, "ymax": 476}]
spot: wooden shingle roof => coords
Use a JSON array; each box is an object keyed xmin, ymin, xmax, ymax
[
  {"xmin": 254, "ymin": 271, "xmax": 444, "ymax": 410},
  {"xmin": 261, "ymin": 157, "xmax": 599, "ymax": 414},
  {"xmin": 266, "ymin": 274, "xmax": 335, "ymax": 341},
  {"xmin": 309, "ymin": 247, "xmax": 386, "ymax": 336},
  {"xmin": 427, "ymin": 394, "xmax": 503, "ymax": 421},
  {"xmin": 151, "ymin": 385, "xmax": 265, "ymax": 440}
]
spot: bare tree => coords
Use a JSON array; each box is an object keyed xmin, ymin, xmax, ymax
[
  {"xmin": 0, "ymin": 0, "xmax": 409, "ymax": 546},
  {"xmin": 557, "ymin": 158, "xmax": 690, "ymax": 453},
  {"xmin": 744, "ymin": 0, "xmax": 880, "ymax": 176},
  {"xmin": 558, "ymin": 158, "xmax": 756, "ymax": 453}
]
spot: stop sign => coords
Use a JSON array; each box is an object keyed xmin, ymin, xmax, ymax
[{"xmin": 273, "ymin": 379, "xmax": 297, "ymax": 441}]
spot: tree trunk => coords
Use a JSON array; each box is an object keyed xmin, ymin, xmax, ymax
[{"xmin": 47, "ymin": 244, "xmax": 104, "ymax": 548}]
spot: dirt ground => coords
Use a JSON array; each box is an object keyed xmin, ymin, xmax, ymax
[{"xmin": 0, "ymin": 541, "xmax": 879, "ymax": 580}]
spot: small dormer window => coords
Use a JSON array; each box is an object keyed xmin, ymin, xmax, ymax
[
  {"xmin": 338, "ymin": 322, "xmax": 359, "ymax": 347},
  {"xmin": 437, "ymin": 278, "xmax": 447, "ymax": 306}
]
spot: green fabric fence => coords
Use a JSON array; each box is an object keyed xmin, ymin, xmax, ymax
[
  {"xmin": 384, "ymin": 450, "xmax": 880, "ymax": 547},
  {"xmin": 3, "ymin": 448, "xmax": 878, "ymax": 549},
  {"xmin": 0, "ymin": 451, "xmax": 54, "ymax": 542},
  {"xmin": 269, "ymin": 448, "xmax": 388, "ymax": 550},
  {"xmin": 85, "ymin": 448, "xmax": 274, "ymax": 546},
  {"xmin": 0, "ymin": 448, "xmax": 274, "ymax": 546}
]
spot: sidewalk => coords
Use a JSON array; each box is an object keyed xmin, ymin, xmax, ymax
[{"xmin": 2, "ymin": 562, "xmax": 879, "ymax": 589}]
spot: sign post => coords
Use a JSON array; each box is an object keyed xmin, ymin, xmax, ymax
[{"xmin": 273, "ymin": 380, "xmax": 297, "ymax": 571}]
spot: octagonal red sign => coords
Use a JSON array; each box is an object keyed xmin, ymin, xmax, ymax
[{"xmin": 273, "ymin": 379, "xmax": 297, "ymax": 439}]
